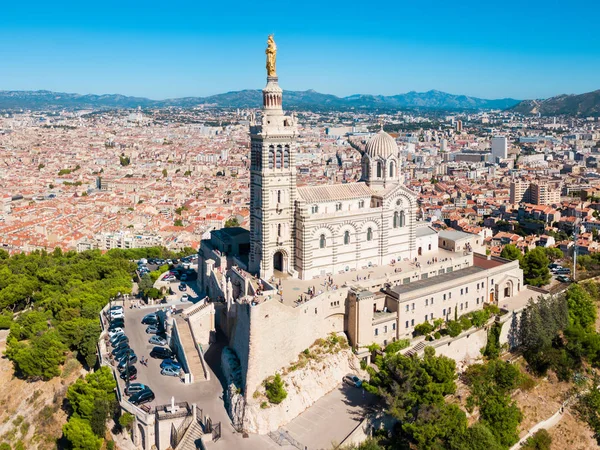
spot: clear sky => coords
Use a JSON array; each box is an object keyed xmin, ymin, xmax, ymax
[{"xmin": 1, "ymin": 0, "xmax": 598, "ymax": 100}]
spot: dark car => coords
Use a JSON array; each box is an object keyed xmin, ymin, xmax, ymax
[
  {"xmin": 141, "ymin": 314, "xmax": 158, "ymax": 325},
  {"xmin": 114, "ymin": 347, "xmax": 135, "ymax": 360},
  {"xmin": 118, "ymin": 353, "xmax": 138, "ymax": 370},
  {"xmin": 120, "ymin": 365, "xmax": 138, "ymax": 381},
  {"xmin": 110, "ymin": 335, "xmax": 129, "ymax": 348},
  {"xmin": 160, "ymin": 359, "xmax": 182, "ymax": 370},
  {"xmin": 178, "ymin": 283, "xmax": 187, "ymax": 292},
  {"xmin": 125, "ymin": 383, "xmax": 149, "ymax": 396},
  {"xmin": 111, "ymin": 342, "xmax": 130, "ymax": 355},
  {"xmin": 109, "ymin": 318, "xmax": 125, "ymax": 328},
  {"xmin": 150, "ymin": 346, "xmax": 173, "ymax": 359},
  {"xmin": 129, "ymin": 388, "xmax": 155, "ymax": 406}
]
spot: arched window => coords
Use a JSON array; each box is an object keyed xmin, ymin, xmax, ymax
[
  {"xmin": 344, "ymin": 230, "xmax": 350, "ymax": 245},
  {"xmin": 278, "ymin": 223, "xmax": 282, "ymax": 237},
  {"xmin": 389, "ymin": 161, "xmax": 395, "ymax": 177},
  {"xmin": 367, "ymin": 228, "xmax": 373, "ymax": 241},
  {"xmin": 319, "ymin": 234, "xmax": 326, "ymax": 249},
  {"xmin": 284, "ymin": 146, "xmax": 290, "ymax": 168},
  {"xmin": 276, "ymin": 145, "xmax": 282, "ymax": 169},
  {"xmin": 277, "ymin": 190, "xmax": 281, "ymax": 204},
  {"xmin": 399, "ymin": 211, "xmax": 405, "ymax": 227},
  {"xmin": 377, "ymin": 162, "xmax": 382, "ymax": 178},
  {"xmin": 268, "ymin": 146, "xmax": 274, "ymax": 169},
  {"xmin": 393, "ymin": 212, "xmax": 398, "ymax": 228}
]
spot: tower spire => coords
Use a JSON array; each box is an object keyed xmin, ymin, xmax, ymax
[{"xmin": 263, "ymin": 35, "xmax": 283, "ymax": 112}]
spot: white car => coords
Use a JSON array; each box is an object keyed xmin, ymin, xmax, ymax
[
  {"xmin": 164, "ymin": 275, "xmax": 176, "ymax": 282},
  {"xmin": 108, "ymin": 328, "xmax": 124, "ymax": 338},
  {"xmin": 181, "ymin": 293, "xmax": 189, "ymax": 302},
  {"xmin": 110, "ymin": 310, "xmax": 125, "ymax": 320}
]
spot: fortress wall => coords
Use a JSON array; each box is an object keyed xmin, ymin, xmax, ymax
[
  {"xmin": 243, "ymin": 289, "xmax": 349, "ymax": 399},
  {"xmin": 228, "ymin": 303, "xmax": 252, "ymax": 390},
  {"xmin": 429, "ymin": 326, "xmax": 489, "ymax": 365}
]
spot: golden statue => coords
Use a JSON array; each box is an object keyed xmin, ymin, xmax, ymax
[{"xmin": 266, "ymin": 35, "xmax": 277, "ymax": 77}]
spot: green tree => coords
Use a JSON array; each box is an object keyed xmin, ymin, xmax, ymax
[
  {"xmin": 174, "ymin": 219, "xmax": 183, "ymax": 227},
  {"xmin": 265, "ymin": 373, "xmax": 287, "ymax": 404},
  {"xmin": 63, "ymin": 417, "xmax": 103, "ymax": 450},
  {"xmin": 522, "ymin": 429, "xmax": 552, "ymax": 450},
  {"xmin": 566, "ymin": 284, "xmax": 597, "ymax": 329},
  {"xmin": 522, "ymin": 247, "xmax": 551, "ymax": 287},
  {"xmin": 413, "ymin": 321, "xmax": 434, "ymax": 336},
  {"xmin": 500, "ymin": 244, "xmax": 522, "ymax": 262},
  {"xmin": 162, "ymin": 168, "xmax": 168, "ymax": 177},
  {"xmin": 225, "ymin": 217, "xmax": 240, "ymax": 228},
  {"xmin": 544, "ymin": 247, "xmax": 563, "ymax": 262}
]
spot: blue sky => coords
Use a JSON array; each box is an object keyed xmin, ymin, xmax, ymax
[{"xmin": 1, "ymin": 0, "xmax": 598, "ymax": 100}]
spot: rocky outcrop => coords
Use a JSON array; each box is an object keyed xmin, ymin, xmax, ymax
[{"xmin": 221, "ymin": 340, "xmax": 366, "ymax": 435}]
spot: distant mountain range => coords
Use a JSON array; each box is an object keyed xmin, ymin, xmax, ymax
[
  {"xmin": 510, "ymin": 90, "xmax": 600, "ymax": 117},
  {"xmin": 0, "ymin": 89, "xmax": 521, "ymax": 111}
]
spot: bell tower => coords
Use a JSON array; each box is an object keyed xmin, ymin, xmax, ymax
[{"xmin": 248, "ymin": 36, "xmax": 297, "ymax": 279}]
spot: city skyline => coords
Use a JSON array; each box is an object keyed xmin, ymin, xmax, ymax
[{"xmin": 1, "ymin": 0, "xmax": 599, "ymax": 100}]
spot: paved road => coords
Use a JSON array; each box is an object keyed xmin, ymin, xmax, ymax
[{"xmin": 282, "ymin": 384, "xmax": 376, "ymax": 449}]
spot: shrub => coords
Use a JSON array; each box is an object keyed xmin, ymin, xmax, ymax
[
  {"xmin": 414, "ymin": 321, "xmax": 434, "ymax": 336},
  {"xmin": 265, "ymin": 374, "xmax": 287, "ymax": 404},
  {"xmin": 425, "ymin": 335, "xmax": 434, "ymax": 341},
  {"xmin": 446, "ymin": 320, "xmax": 463, "ymax": 337},
  {"xmin": 360, "ymin": 359, "xmax": 367, "ymax": 370},
  {"xmin": 522, "ymin": 429, "xmax": 552, "ymax": 450},
  {"xmin": 260, "ymin": 401, "xmax": 268, "ymax": 409},
  {"xmin": 384, "ymin": 339, "xmax": 410, "ymax": 354},
  {"xmin": 434, "ymin": 331, "xmax": 441, "ymax": 340},
  {"xmin": 459, "ymin": 316, "xmax": 472, "ymax": 331},
  {"xmin": 106, "ymin": 441, "xmax": 115, "ymax": 450},
  {"xmin": 118, "ymin": 412, "xmax": 135, "ymax": 430}
]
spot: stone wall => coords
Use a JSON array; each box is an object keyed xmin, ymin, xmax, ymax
[
  {"xmin": 224, "ymin": 345, "xmax": 365, "ymax": 434},
  {"xmin": 238, "ymin": 289, "xmax": 349, "ymax": 398}
]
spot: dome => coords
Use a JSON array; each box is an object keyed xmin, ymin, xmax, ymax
[{"xmin": 364, "ymin": 130, "xmax": 398, "ymax": 159}]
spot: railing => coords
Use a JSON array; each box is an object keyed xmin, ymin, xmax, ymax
[
  {"xmin": 171, "ymin": 414, "xmax": 193, "ymax": 449},
  {"xmin": 268, "ymin": 429, "xmax": 304, "ymax": 450}
]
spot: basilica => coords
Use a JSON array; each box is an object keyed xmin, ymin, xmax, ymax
[
  {"xmin": 245, "ymin": 48, "xmax": 431, "ymax": 281},
  {"xmin": 197, "ymin": 38, "xmax": 536, "ymax": 409}
]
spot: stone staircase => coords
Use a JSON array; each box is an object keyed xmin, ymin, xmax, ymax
[
  {"xmin": 175, "ymin": 318, "xmax": 207, "ymax": 382},
  {"xmin": 175, "ymin": 420, "xmax": 203, "ymax": 450},
  {"xmin": 404, "ymin": 341, "xmax": 427, "ymax": 357}
]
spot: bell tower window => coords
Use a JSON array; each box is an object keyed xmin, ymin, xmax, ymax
[
  {"xmin": 344, "ymin": 230, "xmax": 350, "ymax": 245},
  {"xmin": 319, "ymin": 234, "xmax": 326, "ymax": 249},
  {"xmin": 284, "ymin": 146, "xmax": 290, "ymax": 168},
  {"xmin": 367, "ymin": 228, "xmax": 373, "ymax": 241},
  {"xmin": 268, "ymin": 146, "xmax": 274, "ymax": 169},
  {"xmin": 377, "ymin": 162, "xmax": 382, "ymax": 178},
  {"xmin": 389, "ymin": 161, "xmax": 395, "ymax": 177}
]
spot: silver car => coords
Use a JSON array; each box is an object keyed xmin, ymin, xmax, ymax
[{"xmin": 149, "ymin": 335, "xmax": 168, "ymax": 346}]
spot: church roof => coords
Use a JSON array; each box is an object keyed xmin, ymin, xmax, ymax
[
  {"xmin": 297, "ymin": 182, "xmax": 373, "ymax": 203},
  {"xmin": 364, "ymin": 130, "xmax": 398, "ymax": 159}
]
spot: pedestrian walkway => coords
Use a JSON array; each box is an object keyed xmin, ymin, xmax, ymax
[{"xmin": 175, "ymin": 317, "xmax": 207, "ymax": 382}]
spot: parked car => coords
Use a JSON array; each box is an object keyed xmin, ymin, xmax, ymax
[
  {"xmin": 108, "ymin": 328, "xmax": 124, "ymax": 339},
  {"xmin": 113, "ymin": 346, "xmax": 134, "ymax": 359},
  {"xmin": 180, "ymin": 293, "xmax": 189, "ymax": 302},
  {"xmin": 149, "ymin": 335, "xmax": 168, "ymax": 346},
  {"xmin": 120, "ymin": 365, "xmax": 138, "ymax": 381},
  {"xmin": 557, "ymin": 275, "xmax": 572, "ymax": 283},
  {"xmin": 179, "ymin": 283, "xmax": 187, "ymax": 291},
  {"xmin": 109, "ymin": 318, "xmax": 125, "ymax": 329},
  {"xmin": 110, "ymin": 335, "xmax": 129, "ymax": 347},
  {"xmin": 109, "ymin": 305, "xmax": 124, "ymax": 313},
  {"xmin": 111, "ymin": 342, "xmax": 130, "ymax": 356},
  {"xmin": 141, "ymin": 314, "xmax": 158, "ymax": 325},
  {"xmin": 150, "ymin": 346, "xmax": 173, "ymax": 359},
  {"xmin": 164, "ymin": 275, "xmax": 176, "ymax": 282},
  {"xmin": 118, "ymin": 353, "xmax": 138, "ymax": 370},
  {"xmin": 110, "ymin": 310, "xmax": 125, "ymax": 320},
  {"xmin": 555, "ymin": 268, "xmax": 571, "ymax": 275},
  {"xmin": 161, "ymin": 366, "xmax": 181, "ymax": 377},
  {"xmin": 343, "ymin": 374, "xmax": 363, "ymax": 388},
  {"xmin": 146, "ymin": 325, "xmax": 161, "ymax": 334},
  {"xmin": 160, "ymin": 359, "xmax": 182, "ymax": 371},
  {"xmin": 124, "ymin": 383, "xmax": 149, "ymax": 396},
  {"xmin": 129, "ymin": 389, "xmax": 155, "ymax": 406}
]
